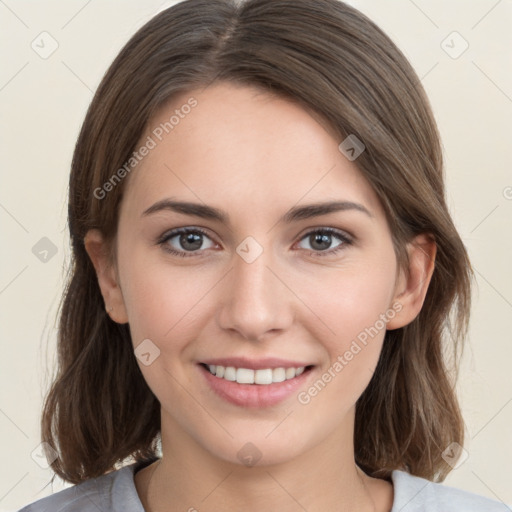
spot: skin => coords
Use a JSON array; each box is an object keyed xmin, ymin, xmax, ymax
[{"xmin": 85, "ymin": 82, "xmax": 436, "ymax": 512}]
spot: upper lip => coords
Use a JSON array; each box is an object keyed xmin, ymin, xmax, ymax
[{"xmin": 200, "ymin": 357, "xmax": 313, "ymax": 370}]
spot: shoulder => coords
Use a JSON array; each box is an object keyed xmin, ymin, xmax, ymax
[
  {"xmin": 17, "ymin": 462, "xmax": 144, "ymax": 512},
  {"xmin": 391, "ymin": 470, "xmax": 509, "ymax": 511}
]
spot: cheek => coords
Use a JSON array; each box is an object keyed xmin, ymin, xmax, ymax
[
  {"xmin": 308, "ymin": 262, "xmax": 396, "ymax": 345},
  {"xmin": 301, "ymin": 261, "xmax": 396, "ymax": 397},
  {"xmin": 118, "ymin": 243, "xmax": 211, "ymax": 345},
  {"xmin": 118, "ymin": 247, "xmax": 211, "ymax": 401}
]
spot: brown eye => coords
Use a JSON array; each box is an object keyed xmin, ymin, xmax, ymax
[
  {"xmin": 158, "ymin": 228, "xmax": 215, "ymax": 257},
  {"xmin": 296, "ymin": 228, "xmax": 352, "ymax": 256}
]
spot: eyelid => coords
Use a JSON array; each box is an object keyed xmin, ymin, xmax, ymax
[
  {"xmin": 157, "ymin": 225, "xmax": 210, "ymax": 240},
  {"xmin": 296, "ymin": 225, "xmax": 354, "ymax": 243}
]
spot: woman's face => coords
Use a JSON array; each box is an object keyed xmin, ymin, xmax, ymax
[{"xmin": 99, "ymin": 82, "xmax": 417, "ymax": 466}]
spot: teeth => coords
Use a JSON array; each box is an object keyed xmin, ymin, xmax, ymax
[
  {"xmin": 255, "ymin": 369, "xmax": 273, "ymax": 385},
  {"xmin": 236, "ymin": 368, "xmax": 254, "ymax": 384},
  {"xmin": 272, "ymin": 367, "xmax": 286, "ymax": 382},
  {"xmin": 223, "ymin": 366, "xmax": 236, "ymax": 381},
  {"xmin": 206, "ymin": 364, "xmax": 307, "ymax": 385}
]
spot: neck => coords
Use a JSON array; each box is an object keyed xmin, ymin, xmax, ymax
[{"xmin": 140, "ymin": 409, "xmax": 382, "ymax": 512}]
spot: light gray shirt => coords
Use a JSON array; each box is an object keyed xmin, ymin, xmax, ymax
[{"xmin": 18, "ymin": 460, "xmax": 508, "ymax": 511}]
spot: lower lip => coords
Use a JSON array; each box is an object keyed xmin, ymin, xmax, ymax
[{"xmin": 198, "ymin": 364, "xmax": 313, "ymax": 408}]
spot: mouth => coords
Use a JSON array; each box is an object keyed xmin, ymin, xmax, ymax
[
  {"xmin": 200, "ymin": 362, "xmax": 314, "ymax": 385},
  {"xmin": 197, "ymin": 361, "xmax": 315, "ymax": 408}
]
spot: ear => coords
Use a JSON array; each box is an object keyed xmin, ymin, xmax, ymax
[
  {"xmin": 386, "ymin": 233, "xmax": 436, "ymax": 330},
  {"xmin": 84, "ymin": 229, "xmax": 129, "ymax": 324}
]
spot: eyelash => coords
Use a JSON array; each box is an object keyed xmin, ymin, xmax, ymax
[{"xmin": 156, "ymin": 226, "xmax": 353, "ymax": 258}]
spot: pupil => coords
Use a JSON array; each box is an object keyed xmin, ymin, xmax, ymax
[
  {"xmin": 311, "ymin": 233, "xmax": 331, "ymax": 251},
  {"xmin": 181, "ymin": 232, "xmax": 202, "ymax": 250}
]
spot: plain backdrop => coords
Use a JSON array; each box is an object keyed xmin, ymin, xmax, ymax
[{"xmin": 1, "ymin": 1, "xmax": 511, "ymax": 510}]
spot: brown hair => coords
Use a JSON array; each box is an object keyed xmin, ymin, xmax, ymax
[{"xmin": 42, "ymin": 0, "xmax": 473, "ymax": 484}]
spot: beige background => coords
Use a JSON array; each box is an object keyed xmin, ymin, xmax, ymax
[{"xmin": 1, "ymin": 0, "xmax": 511, "ymax": 510}]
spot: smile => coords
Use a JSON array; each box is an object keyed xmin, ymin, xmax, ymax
[
  {"xmin": 204, "ymin": 364, "xmax": 306, "ymax": 385},
  {"xmin": 198, "ymin": 361, "xmax": 315, "ymax": 408}
]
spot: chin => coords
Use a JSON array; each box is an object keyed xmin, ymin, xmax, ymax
[{"xmin": 199, "ymin": 431, "xmax": 310, "ymax": 469}]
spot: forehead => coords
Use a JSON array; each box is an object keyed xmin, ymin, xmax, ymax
[{"xmin": 121, "ymin": 82, "xmax": 384, "ymax": 222}]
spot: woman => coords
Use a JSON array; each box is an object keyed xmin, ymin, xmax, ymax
[{"xmin": 19, "ymin": 0, "xmax": 506, "ymax": 510}]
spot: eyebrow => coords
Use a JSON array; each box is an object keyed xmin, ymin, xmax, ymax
[{"xmin": 141, "ymin": 198, "xmax": 373, "ymax": 223}]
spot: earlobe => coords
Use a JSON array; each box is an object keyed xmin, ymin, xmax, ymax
[
  {"xmin": 386, "ymin": 234, "xmax": 436, "ymax": 330},
  {"xmin": 83, "ymin": 229, "xmax": 129, "ymax": 324}
]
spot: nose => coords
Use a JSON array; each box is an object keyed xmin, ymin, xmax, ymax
[{"xmin": 216, "ymin": 243, "xmax": 294, "ymax": 342}]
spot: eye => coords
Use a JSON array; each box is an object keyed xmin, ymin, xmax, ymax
[
  {"xmin": 157, "ymin": 227, "xmax": 216, "ymax": 257},
  {"xmin": 157, "ymin": 226, "xmax": 352, "ymax": 258},
  {"xmin": 296, "ymin": 228, "xmax": 352, "ymax": 256}
]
